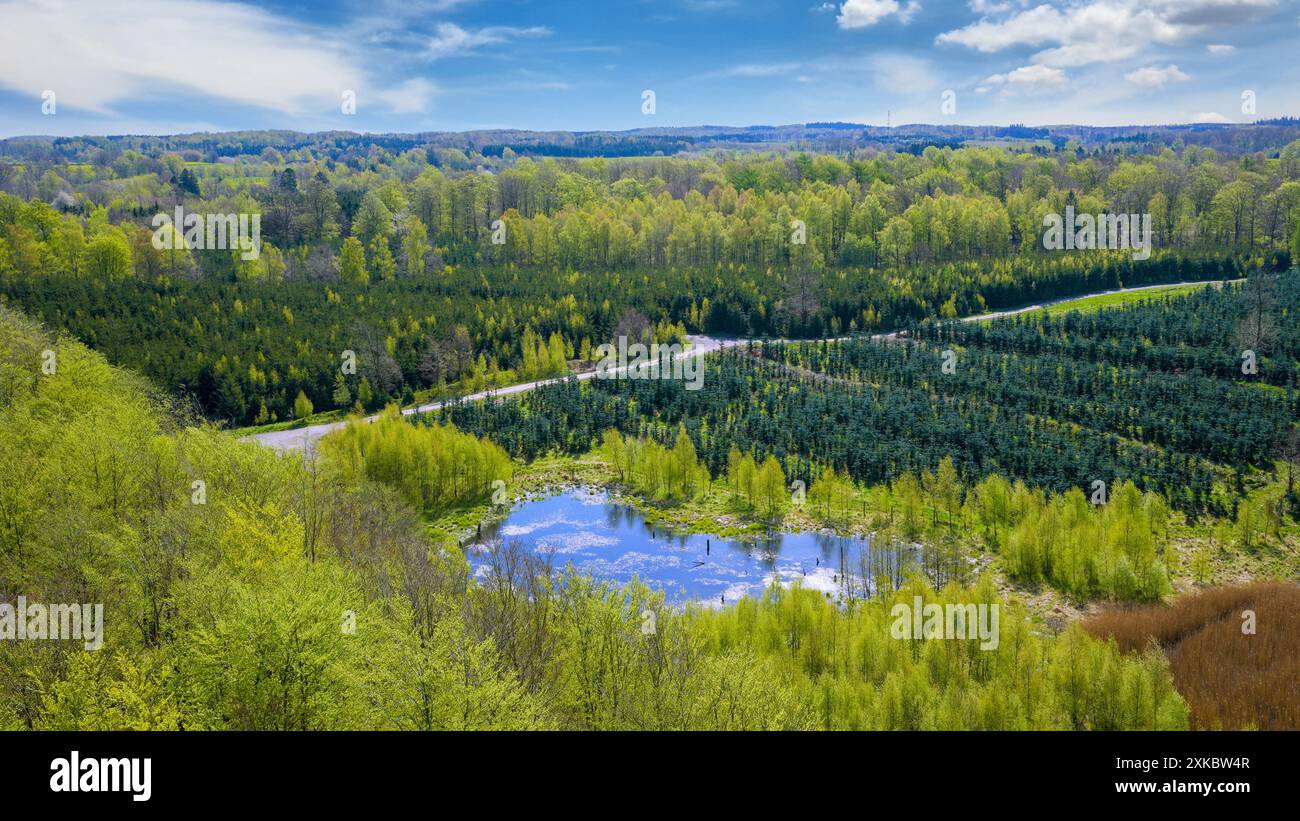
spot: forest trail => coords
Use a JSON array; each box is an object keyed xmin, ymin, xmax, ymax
[{"xmin": 249, "ymin": 279, "xmax": 1235, "ymax": 452}]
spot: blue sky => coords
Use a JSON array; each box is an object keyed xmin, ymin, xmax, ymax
[{"xmin": 0, "ymin": 0, "xmax": 1297, "ymax": 137}]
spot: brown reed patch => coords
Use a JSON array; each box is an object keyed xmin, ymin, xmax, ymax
[{"xmin": 1083, "ymin": 583, "xmax": 1300, "ymax": 730}]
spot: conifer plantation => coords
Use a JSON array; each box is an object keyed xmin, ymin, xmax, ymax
[{"xmin": 2, "ymin": 120, "xmax": 1298, "ymax": 737}]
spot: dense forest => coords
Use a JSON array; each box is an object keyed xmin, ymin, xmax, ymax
[
  {"xmin": 2, "ymin": 132, "xmax": 1298, "ymax": 423},
  {"xmin": 0, "ymin": 302, "xmax": 1191, "ymax": 730}
]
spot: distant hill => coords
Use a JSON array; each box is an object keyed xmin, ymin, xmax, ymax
[{"xmin": 2, "ymin": 120, "xmax": 1298, "ymax": 164}]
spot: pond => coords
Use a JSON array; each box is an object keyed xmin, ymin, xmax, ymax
[{"xmin": 467, "ymin": 488, "xmax": 921, "ymax": 606}]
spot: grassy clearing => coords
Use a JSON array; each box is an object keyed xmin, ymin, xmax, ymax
[
  {"xmin": 230, "ymin": 408, "xmax": 347, "ymax": 436},
  {"xmin": 1034, "ymin": 282, "xmax": 1216, "ymax": 317}
]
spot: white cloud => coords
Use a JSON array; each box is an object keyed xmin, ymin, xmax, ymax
[
  {"xmin": 836, "ymin": 0, "xmax": 920, "ymax": 29},
  {"xmin": 1124, "ymin": 64, "xmax": 1189, "ymax": 88},
  {"xmin": 1206, "ymin": 43, "xmax": 1236, "ymax": 54},
  {"xmin": 938, "ymin": 1, "xmax": 1277, "ymax": 68},
  {"xmin": 939, "ymin": 3, "xmax": 1177, "ymax": 66},
  {"xmin": 426, "ymin": 22, "xmax": 551, "ymax": 60},
  {"xmin": 979, "ymin": 64, "xmax": 1069, "ymax": 94},
  {"xmin": 1191, "ymin": 111, "xmax": 1233, "ymax": 122},
  {"xmin": 0, "ymin": 0, "xmax": 431, "ymax": 116}
]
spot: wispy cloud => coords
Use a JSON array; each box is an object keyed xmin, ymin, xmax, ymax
[
  {"xmin": 704, "ymin": 53, "xmax": 940, "ymax": 93},
  {"xmin": 375, "ymin": 78, "xmax": 439, "ymax": 113},
  {"xmin": 426, "ymin": 22, "xmax": 551, "ymax": 60},
  {"xmin": 682, "ymin": 0, "xmax": 741, "ymax": 11},
  {"xmin": 868, "ymin": 54, "xmax": 942, "ymax": 94},
  {"xmin": 0, "ymin": 0, "xmax": 434, "ymax": 116},
  {"xmin": 718, "ymin": 62, "xmax": 804, "ymax": 78}
]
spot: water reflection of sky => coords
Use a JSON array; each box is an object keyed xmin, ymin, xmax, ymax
[{"xmin": 467, "ymin": 488, "xmax": 915, "ymax": 607}]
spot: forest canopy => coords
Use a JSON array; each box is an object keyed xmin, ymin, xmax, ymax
[{"xmin": 4, "ymin": 132, "xmax": 1297, "ymax": 423}]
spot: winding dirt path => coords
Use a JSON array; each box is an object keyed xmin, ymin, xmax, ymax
[{"xmin": 247, "ymin": 279, "xmax": 1234, "ymax": 452}]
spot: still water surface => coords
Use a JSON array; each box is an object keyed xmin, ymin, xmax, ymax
[{"xmin": 469, "ymin": 489, "xmax": 918, "ymax": 605}]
